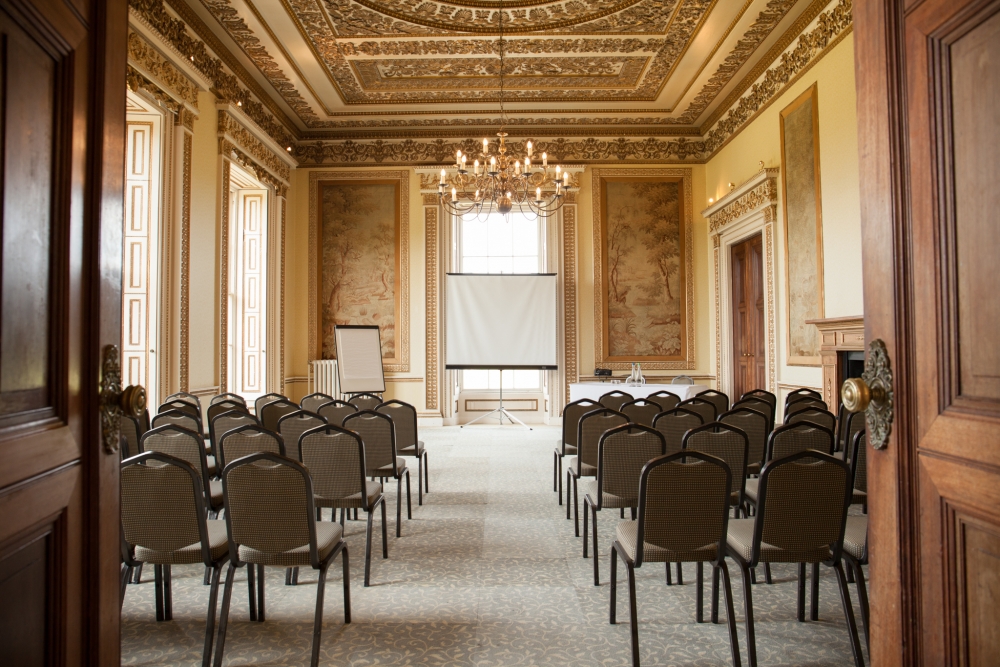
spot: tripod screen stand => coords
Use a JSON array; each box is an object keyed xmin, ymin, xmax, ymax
[{"xmin": 460, "ymin": 369, "xmax": 532, "ymax": 430}]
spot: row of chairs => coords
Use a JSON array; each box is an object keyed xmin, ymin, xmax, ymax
[{"xmin": 554, "ymin": 387, "xmax": 870, "ymax": 667}]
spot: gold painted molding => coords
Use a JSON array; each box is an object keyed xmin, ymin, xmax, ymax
[
  {"xmin": 704, "ymin": 168, "xmax": 780, "ymax": 232},
  {"xmin": 563, "ymin": 205, "xmax": 579, "ymax": 407},
  {"xmin": 218, "ymin": 160, "xmax": 231, "ymax": 392},
  {"xmin": 180, "ymin": 130, "xmax": 192, "ymax": 391},
  {"xmin": 424, "ymin": 204, "xmax": 439, "ymax": 411},
  {"xmin": 127, "ymin": 30, "xmax": 200, "ymax": 111},
  {"xmin": 218, "ymin": 109, "xmax": 292, "ymax": 184}
]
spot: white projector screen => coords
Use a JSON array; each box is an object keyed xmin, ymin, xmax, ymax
[
  {"xmin": 334, "ymin": 325, "xmax": 386, "ymax": 394},
  {"xmin": 446, "ymin": 273, "xmax": 558, "ymax": 369}
]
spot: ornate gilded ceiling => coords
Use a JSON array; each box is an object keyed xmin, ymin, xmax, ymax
[{"xmin": 150, "ymin": 0, "xmax": 831, "ymax": 138}]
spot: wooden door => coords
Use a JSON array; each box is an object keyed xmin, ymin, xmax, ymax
[
  {"xmin": 731, "ymin": 234, "xmax": 766, "ymax": 398},
  {"xmin": 856, "ymin": 0, "xmax": 1000, "ymax": 663},
  {"xmin": 0, "ymin": 0, "xmax": 127, "ymax": 665}
]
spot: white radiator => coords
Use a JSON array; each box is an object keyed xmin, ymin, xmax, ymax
[{"xmin": 310, "ymin": 360, "xmax": 339, "ymax": 398}]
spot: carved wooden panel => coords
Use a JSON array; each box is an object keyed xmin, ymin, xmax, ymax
[{"xmin": 956, "ymin": 514, "xmax": 1000, "ymax": 666}]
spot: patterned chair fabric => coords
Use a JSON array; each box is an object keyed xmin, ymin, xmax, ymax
[
  {"xmin": 300, "ymin": 392, "xmax": 335, "ymax": 413},
  {"xmin": 121, "ymin": 414, "xmax": 145, "ymax": 459},
  {"xmin": 210, "ymin": 411, "xmax": 259, "ymax": 460},
  {"xmin": 208, "ymin": 400, "xmax": 248, "ymax": 424},
  {"xmin": 343, "ymin": 410, "xmax": 399, "ymax": 477},
  {"xmin": 277, "ymin": 411, "xmax": 328, "ymax": 461},
  {"xmin": 212, "ymin": 392, "xmax": 246, "ymax": 407},
  {"xmin": 254, "ymin": 392, "xmax": 286, "ymax": 417},
  {"xmin": 317, "ymin": 400, "xmax": 359, "ymax": 427},
  {"xmin": 785, "ymin": 396, "xmax": 828, "ymax": 417},
  {"xmin": 574, "ymin": 409, "xmax": 629, "ymax": 477},
  {"xmin": 645, "ymin": 391, "xmax": 680, "ymax": 411},
  {"xmin": 376, "ymin": 400, "xmax": 429, "ymax": 502},
  {"xmin": 695, "ymin": 390, "xmax": 730, "ymax": 416},
  {"xmin": 786, "ymin": 407, "xmax": 837, "ymax": 432},
  {"xmin": 677, "ymin": 397, "xmax": 716, "ymax": 424},
  {"xmin": 260, "ymin": 399, "xmax": 300, "ymax": 433},
  {"xmin": 160, "ymin": 399, "xmax": 202, "ymax": 422},
  {"xmin": 651, "ymin": 408, "xmax": 703, "ymax": 456},
  {"xmin": 300, "ymin": 426, "xmax": 379, "ymax": 510},
  {"xmin": 850, "ymin": 429, "xmax": 867, "ymax": 506},
  {"xmin": 843, "ymin": 515, "xmax": 868, "ymax": 562},
  {"xmin": 348, "ymin": 393, "xmax": 383, "ymax": 411},
  {"xmin": 217, "ymin": 425, "xmax": 284, "ymax": 471},
  {"xmin": 560, "ymin": 399, "xmax": 600, "ymax": 455},
  {"xmin": 718, "ymin": 407, "xmax": 769, "ymax": 476},
  {"xmin": 838, "ymin": 410, "xmax": 866, "ymax": 459},
  {"xmin": 784, "ymin": 388, "xmax": 822, "ymax": 408},
  {"xmin": 682, "ymin": 423, "xmax": 749, "ymax": 508},
  {"xmin": 165, "ymin": 392, "xmax": 201, "ymax": 410},
  {"xmin": 733, "ymin": 397, "xmax": 775, "ymax": 432},
  {"xmin": 152, "ymin": 410, "xmax": 202, "ymax": 436},
  {"xmin": 598, "ymin": 391, "xmax": 633, "ymax": 412},
  {"xmin": 141, "ymin": 425, "xmax": 220, "ymax": 511},
  {"xmin": 766, "ymin": 422, "xmax": 835, "ymax": 462},
  {"xmin": 620, "ymin": 399, "xmax": 662, "ymax": 427},
  {"xmin": 741, "ymin": 389, "xmax": 777, "ymax": 407}
]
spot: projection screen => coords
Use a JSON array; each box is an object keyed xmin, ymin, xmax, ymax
[{"xmin": 445, "ymin": 273, "xmax": 558, "ymax": 369}]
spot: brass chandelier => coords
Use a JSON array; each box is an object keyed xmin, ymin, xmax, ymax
[{"xmin": 438, "ymin": 1, "xmax": 572, "ymax": 219}]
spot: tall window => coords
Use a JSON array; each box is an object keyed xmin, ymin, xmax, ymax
[{"xmin": 458, "ymin": 211, "xmax": 544, "ymax": 390}]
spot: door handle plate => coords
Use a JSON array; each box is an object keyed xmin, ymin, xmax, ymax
[
  {"xmin": 99, "ymin": 344, "xmax": 147, "ymax": 454},
  {"xmin": 841, "ymin": 338, "xmax": 894, "ymax": 450}
]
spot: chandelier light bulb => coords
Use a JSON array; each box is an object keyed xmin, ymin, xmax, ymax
[
  {"xmin": 490, "ymin": 156, "xmax": 496, "ymax": 170},
  {"xmin": 542, "ymin": 152, "xmax": 547, "ymax": 168},
  {"xmin": 536, "ymin": 187, "xmax": 541, "ymax": 201},
  {"xmin": 440, "ymin": 169, "xmax": 446, "ymax": 185},
  {"xmin": 515, "ymin": 161, "xmax": 521, "ymax": 175},
  {"xmin": 524, "ymin": 157, "xmax": 530, "ymax": 169},
  {"xmin": 474, "ymin": 159, "xmax": 480, "ymax": 175},
  {"xmin": 452, "ymin": 187, "xmax": 457, "ymax": 202},
  {"xmin": 526, "ymin": 140, "xmax": 533, "ymax": 156},
  {"xmin": 483, "ymin": 138, "xmax": 489, "ymax": 152}
]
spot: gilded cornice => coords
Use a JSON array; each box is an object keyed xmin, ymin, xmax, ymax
[
  {"xmin": 218, "ymin": 110, "xmax": 293, "ymax": 184},
  {"xmin": 220, "ymin": 139, "xmax": 289, "ymax": 196},
  {"xmin": 704, "ymin": 168, "xmax": 779, "ymax": 232},
  {"xmin": 127, "ymin": 30, "xmax": 200, "ymax": 111},
  {"xmin": 126, "ymin": 65, "xmax": 183, "ymax": 116}
]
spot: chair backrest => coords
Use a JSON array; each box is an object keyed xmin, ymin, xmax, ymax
[
  {"xmin": 260, "ymin": 399, "xmax": 300, "ymax": 432},
  {"xmin": 754, "ymin": 451, "xmax": 851, "ymax": 565},
  {"xmin": 376, "ymin": 400, "xmax": 418, "ymax": 450},
  {"xmin": 343, "ymin": 410, "xmax": 398, "ymax": 476},
  {"xmin": 596, "ymin": 424, "xmax": 666, "ymax": 506},
  {"xmin": 120, "ymin": 452, "xmax": 212, "ymax": 566},
  {"xmin": 140, "ymin": 425, "xmax": 212, "ymax": 501},
  {"xmin": 633, "ymin": 451, "xmax": 732, "ymax": 567},
  {"xmin": 317, "ymin": 400, "xmax": 359, "ymax": 427},
  {"xmin": 785, "ymin": 396, "xmax": 828, "ymax": 417},
  {"xmin": 671, "ymin": 375, "xmax": 694, "ymax": 385},
  {"xmin": 677, "ymin": 397, "xmax": 716, "ymax": 424},
  {"xmin": 741, "ymin": 389, "xmax": 777, "ymax": 407},
  {"xmin": 620, "ymin": 399, "xmax": 661, "ymax": 427},
  {"xmin": 733, "ymin": 397, "xmax": 775, "ymax": 431},
  {"xmin": 299, "ymin": 425, "xmax": 368, "ymax": 505},
  {"xmin": 121, "ymin": 414, "xmax": 145, "ymax": 459},
  {"xmin": 277, "ymin": 410, "xmax": 328, "ymax": 461},
  {"xmin": 784, "ymin": 388, "xmax": 822, "ymax": 408},
  {"xmin": 577, "ymin": 409, "xmax": 628, "ymax": 470},
  {"xmin": 348, "ymin": 393, "xmax": 383, "ymax": 411},
  {"xmin": 850, "ymin": 429, "xmax": 867, "ymax": 494},
  {"xmin": 696, "ymin": 389, "xmax": 730, "ymax": 416},
  {"xmin": 718, "ymin": 407, "xmax": 769, "ymax": 472},
  {"xmin": 210, "ymin": 410, "xmax": 259, "ymax": 455},
  {"xmin": 560, "ymin": 399, "xmax": 600, "ymax": 452},
  {"xmin": 838, "ymin": 409, "xmax": 866, "ymax": 459},
  {"xmin": 212, "ymin": 392, "xmax": 247, "ymax": 407},
  {"xmin": 682, "ymin": 422, "xmax": 749, "ymax": 501},
  {"xmin": 766, "ymin": 422, "xmax": 835, "ymax": 463},
  {"xmin": 254, "ymin": 392, "xmax": 286, "ymax": 416},
  {"xmin": 207, "ymin": 400, "xmax": 248, "ymax": 423},
  {"xmin": 645, "ymin": 391, "xmax": 680, "ymax": 411},
  {"xmin": 165, "ymin": 392, "xmax": 201, "ymax": 410},
  {"xmin": 158, "ymin": 400, "xmax": 201, "ymax": 428},
  {"xmin": 222, "ymin": 453, "xmax": 321, "ymax": 568},
  {"xmin": 598, "ymin": 390, "xmax": 633, "ymax": 411},
  {"xmin": 217, "ymin": 424, "xmax": 284, "ymax": 470},
  {"xmin": 300, "ymin": 392, "xmax": 335, "ymax": 413},
  {"xmin": 651, "ymin": 408, "xmax": 703, "ymax": 455},
  {"xmin": 151, "ymin": 409, "xmax": 201, "ymax": 434},
  {"xmin": 785, "ymin": 407, "xmax": 837, "ymax": 433}
]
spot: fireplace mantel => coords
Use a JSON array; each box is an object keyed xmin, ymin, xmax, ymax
[{"xmin": 806, "ymin": 316, "xmax": 865, "ymax": 408}]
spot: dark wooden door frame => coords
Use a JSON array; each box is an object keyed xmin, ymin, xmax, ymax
[{"xmin": 730, "ymin": 234, "xmax": 765, "ymax": 399}]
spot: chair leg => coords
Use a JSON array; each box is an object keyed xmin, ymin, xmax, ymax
[
  {"xmin": 311, "ymin": 562, "xmax": 330, "ymax": 667},
  {"xmin": 811, "ymin": 562, "xmax": 820, "ymax": 621},
  {"xmin": 365, "ymin": 505, "xmax": 374, "ymax": 587},
  {"xmin": 202, "ymin": 564, "xmax": 222, "ymax": 667},
  {"xmin": 711, "ymin": 564, "xmax": 720, "ymax": 623},
  {"xmin": 833, "ymin": 561, "xmax": 866, "ymax": 667},
  {"xmin": 285, "ymin": 567, "xmax": 295, "ymax": 586},
  {"xmin": 737, "ymin": 559, "xmax": 758, "ymax": 667},
  {"xmin": 132, "ymin": 562, "xmax": 143, "ymax": 584},
  {"xmin": 666, "ymin": 562, "xmax": 672, "ymax": 585},
  {"xmin": 257, "ymin": 564, "xmax": 265, "ymax": 622},
  {"xmin": 847, "ymin": 556, "xmax": 870, "ymax": 651},
  {"xmin": 381, "ymin": 497, "xmax": 389, "ymax": 558},
  {"xmin": 557, "ymin": 453, "xmax": 563, "ymax": 505},
  {"xmin": 797, "ymin": 563, "xmax": 807, "ymax": 622},
  {"xmin": 764, "ymin": 562, "xmax": 773, "ymax": 584},
  {"xmin": 417, "ymin": 455, "xmax": 423, "ymax": 506},
  {"xmin": 846, "ymin": 562, "xmax": 856, "ymax": 583},
  {"xmin": 719, "ymin": 561, "xmax": 743, "ymax": 667},
  {"xmin": 248, "ymin": 563, "xmax": 257, "ymax": 621},
  {"xmin": 405, "ymin": 470, "xmax": 412, "ymax": 520},
  {"xmin": 566, "ymin": 470, "xmax": 573, "ymax": 520},
  {"xmin": 154, "ymin": 565, "xmax": 164, "ymax": 621},
  {"xmin": 620, "ymin": 508, "xmax": 625, "ymax": 519},
  {"xmin": 164, "ymin": 565, "xmax": 173, "ymax": 620},
  {"xmin": 396, "ymin": 475, "xmax": 403, "ymax": 537},
  {"xmin": 592, "ymin": 503, "xmax": 600, "ymax": 586},
  {"xmin": 573, "ymin": 475, "xmax": 580, "ymax": 537},
  {"xmin": 582, "ymin": 497, "xmax": 590, "ymax": 558},
  {"xmin": 676, "ymin": 562, "xmax": 683, "ymax": 585},
  {"xmin": 293, "ymin": 567, "xmax": 299, "ymax": 585},
  {"xmin": 120, "ymin": 565, "xmax": 131, "ymax": 611},
  {"xmin": 626, "ymin": 555, "xmax": 640, "ymax": 667},
  {"xmin": 204, "ymin": 566, "xmax": 212, "ymax": 586},
  {"xmin": 696, "ymin": 562, "xmax": 704, "ymax": 623},
  {"xmin": 610, "ymin": 543, "xmax": 618, "ymax": 624},
  {"xmin": 553, "ymin": 450, "xmax": 558, "ymax": 493},
  {"xmin": 423, "ymin": 451, "xmax": 429, "ymax": 494},
  {"xmin": 341, "ymin": 545, "xmax": 352, "ymax": 624},
  {"xmin": 212, "ymin": 563, "xmax": 237, "ymax": 667}
]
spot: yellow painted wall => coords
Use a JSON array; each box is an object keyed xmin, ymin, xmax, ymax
[{"xmin": 704, "ymin": 32, "xmax": 862, "ymax": 396}]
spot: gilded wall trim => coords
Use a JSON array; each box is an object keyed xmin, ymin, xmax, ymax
[
  {"xmin": 563, "ymin": 205, "xmax": 579, "ymax": 407},
  {"xmin": 279, "ymin": 194, "xmax": 287, "ymax": 395},
  {"xmin": 218, "ymin": 109, "xmax": 293, "ymax": 184},
  {"xmin": 219, "ymin": 160, "xmax": 231, "ymax": 392},
  {"xmin": 424, "ymin": 205, "xmax": 439, "ymax": 412},
  {"xmin": 127, "ymin": 30, "xmax": 200, "ymax": 111},
  {"xmin": 706, "ymin": 169, "xmax": 780, "ymax": 232},
  {"xmin": 180, "ymin": 130, "xmax": 192, "ymax": 391}
]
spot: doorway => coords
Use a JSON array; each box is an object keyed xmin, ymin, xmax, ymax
[{"xmin": 731, "ymin": 233, "xmax": 766, "ymax": 398}]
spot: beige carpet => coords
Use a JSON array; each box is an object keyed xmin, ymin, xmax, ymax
[{"xmin": 122, "ymin": 425, "xmax": 868, "ymax": 666}]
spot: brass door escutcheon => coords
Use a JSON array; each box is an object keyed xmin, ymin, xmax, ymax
[
  {"xmin": 99, "ymin": 344, "xmax": 147, "ymax": 454},
  {"xmin": 841, "ymin": 339, "xmax": 894, "ymax": 449}
]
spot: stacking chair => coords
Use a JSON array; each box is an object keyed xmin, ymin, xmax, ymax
[
  {"xmin": 300, "ymin": 425, "xmax": 387, "ymax": 586},
  {"xmin": 838, "ymin": 410, "xmax": 866, "ymax": 460},
  {"xmin": 151, "ymin": 411, "xmax": 216, "ymax": 477},
  {"xmin": 166, "ymin": 391, "xmax": 201, "ymax": 408},
  {"xmin": 724, "ymin": 451, "xmax": 864, "ymax": 667},
  {"xmin": 741, "ymin": 389, "xmax": 777, "ymax": 408},
  {"xmin": 207, "ymin": 399, "xmax": 247, "ymax": 424},
  {"xmin": 718, "ymin": 407, "xmax": 768, "ymax": 476},
  {"xmin": 734, "ymin": 397, "xmax": 775, "ymax": 433},
  {"xmin": 785, "ymin": 387, "xmax": 821, "ymax": 405},
  {"xmin": 677, "ymin": 397, "xmax": 716, "ymax": 424},
  {"xmin": 348, "ymin": 392, "xmax": 383, "ymax": 411},
  {"xmin": 696, "ymin": 389, "xmax": 730, "ymax": 416},
  {"xmin": 620, "ymin": 399, "xmax": 661, "ymax": 427},
  {"xmin": 651, "ymin": 408, "xmax": 703, "ymax": 456},
  {"xmin": 120, "ymin": 452, "xmax": 229, "ymax": 667},
  {"xmin": 599, "ymin": 390, "xmax": 633, "ymax": 411},
  {"xmin": 568, "ymin": 408, "xmax": 628, "ymax": 535},
  {"xmin": 277, "ymin": 410, "xmax": 327, "ymax": 462},
  {"xmin": 786, "ymin": 407, "xmax": 837, "ymax": 433},
  {"xmin": 671, "ymin": 375, "xmax": 694, "ymax": 385},
  {"xmin": 377, "ymin": 400, "xmax": 429, "ymax": 504},
  {"xmin": 850, "ymin": 429, "xmax": 868, "ymax": 511},
  {"xmin": 343, "ymin": 410, "xmax": 411, "ymax": 537},
  {"xmin": 301, "ymin": 392, "xmax": 335, "ymax": 413},
  {"xmin": 317, "ymin": 400, "xmax": 358, "ymax": 427},
  {"xmin": 785, "ymin": 396, "xmax": 828, "ymax": 417},
  {"xmin": 610, "ymin": 451, "xmax": 741, "ymax": 667},
  {"xmin": 682, "ymin": 422, "xmax": 749, "ymax": 518},
  {"xmin": 121, "ymin": 413, "xmax": 146, "ymax": 459},
  {"xmin": 141, "ymin": 425, "xmax": 222, "ymax": 516},
  {"xmin": 215, "ymin": 453, "xmax": 351, "ymax": 667},
  {"xmin": 554, "ymin": 399, "xmax": 599, "ymax": 505},
  {"xmin": 209, "ymin": 410, "xmax": 259, "ymax": 464},
  {"xmin": 582, "ymin": 424, "xmax": 665, "ymax": 585},
  {"xmin": 645, "ymin": 390, "xmax": 680, "ymax": 411},
  {"xmin": 260, "ymin": 398, "xmax": 299, "ymax": 432},
  {"xmin": 254, "ymin": 392, "xmax": 285, "ymax": 416},
  {"xmin": 744, "ymin": 422, "xmax": 836, "ymax": 513},
  {"xmin": 212, "ymin": 392, "xmax": 246, "ymax": 407},
  {"xmin": 842, "ymin": 513, "xmax": 870, "ymax": 649},
  {"xmin": 160, "ymin": 399, "xmax": 203, "ymax": 426},
  {"xmin": 216, "ymin": 424, "xmax": 284, "ymax": 471}
]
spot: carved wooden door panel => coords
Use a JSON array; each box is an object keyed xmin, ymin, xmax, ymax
[
  {"xmin": 0, "ymin": 0, "xmax": 126, "ymax": 665},
  {"xmin": 856, "ymin": 0, "xmax": 1000, "ymax": 662},
  {"xmin": 731, "ymin": 233, "xmax": 765, "ymax": 398}
]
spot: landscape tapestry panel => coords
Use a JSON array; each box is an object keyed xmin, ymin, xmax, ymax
[
  {"xmin": 320, "ymin": 181, "xmax": 399, "ymax": 362},
  {"xmin": 780, "ymin": 85, "xmax": 824, "ymax": 365},
  {"xmin": 601, "ymin": 178, "xmax": 687, "ymax": 360}
]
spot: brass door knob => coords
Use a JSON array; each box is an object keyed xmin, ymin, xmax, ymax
[
  {"xmin": 840, "ymin": 339, "xmax": 894, "ymax": 450},
  {"xmin": 99, "ymin": 345, "xmax": 147, "ymax": 454},
  {"xmin": 118, "ymin": 384, "xmax": 147, "ymax": 417}
]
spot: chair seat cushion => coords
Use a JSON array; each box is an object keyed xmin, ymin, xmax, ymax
[
  {"xmin": 579, "ymin": 480, "xmax": 634, "ymax": 509},
  {"xmin": 744, "ymin": 478, "xmax": 759, "ymax": 503},
  {"xmin": 565, "ymin": 457, "xmax": 596, "ymax": 477},
  {"xmin": 615, "ymin": 520, "xmax": 716, "ymax": 563},
  {"xmin": 399, "ymin": 441, "xmax": 425, "ymax": 456},
  {"xmin": 843, "ymin": 515, "xmax": 867, "ymax": 561},
  {"xmin": 134, "ymin": 520, "xmax": 229, "ymax": 565},
  {"xmin": 206, "ymin": 455, "xmax": 217, "ymax": 477},
  {"xmin": 209, "ymin": 479, "xmax": 224, "ymax": 509},
  {"xmin": 746, "ymin": 462, "xmax": 760, "ymax": 476},
  {"xmin": 238, "ymin": 522, "xmax": 343, "ymax": 567},
  {"xmin": 726, "ymin": 518, "xmax": 832, "ymax": 564},
  {"xmin": 316, "ymin": 481, "xmax": 383, "ymax": 510},
  {"xmin": 375, "ymin": 458, "xmax": 407, "ymax": 477}
]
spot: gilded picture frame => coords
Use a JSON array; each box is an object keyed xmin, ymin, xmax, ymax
[
  {"xmin": 779, "ymin": 84, "xmax": 825, "ymax": 366},
  {"xmin": 308, "ymin": 171, "xmax": 410, "ymax": 372},
  {"xmin": 592, "ymin": 168, "xmax": 695, "ymax": 370}
]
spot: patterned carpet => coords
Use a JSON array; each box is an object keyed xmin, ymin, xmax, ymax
[{"xmin": 122, "ymin": 425, "xmax": 868, "ymax": 666}]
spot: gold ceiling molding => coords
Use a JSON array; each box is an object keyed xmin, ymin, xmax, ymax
[
  {"xmin": 129, "ymin": 0, "xmax": 297, "ymax": 147},
  {"xmin": 127, "ymin": 30, "xmax": 200, "ymax": 111},
  {"xmin": 218, "ymin": 110, "xmax": 293, "ymax": 184},
  {"xmin": 702, "ymin": 0, "xmax": 852, "ymax": 154}
]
